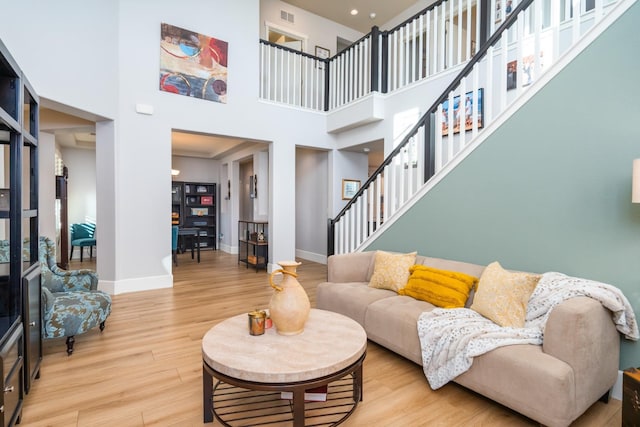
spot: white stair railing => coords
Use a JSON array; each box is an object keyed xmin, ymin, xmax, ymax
[
  {"xmin": 386, "ymin": 0, "xmax": 481, "ymax": 92},
  {"xmin": 329, "ymin": 0, "xmax": 622, "ymax": 255}
]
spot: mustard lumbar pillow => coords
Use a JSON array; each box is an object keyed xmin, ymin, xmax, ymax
[
  {"xmin": 470, "ymin": 261, "xmax": 541, "ymax": 328},
  {"xmin": 399, "ymin": 265, "xmax": 479, "ymax": 308},
  {"xmin": 368, "ymin": 250, "xmax": 417, "ymax": 292}
]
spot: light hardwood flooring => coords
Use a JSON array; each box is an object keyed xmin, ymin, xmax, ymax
[{"xmin": 20, "ymin": 251, "xmax": 620, "ymax": 426}]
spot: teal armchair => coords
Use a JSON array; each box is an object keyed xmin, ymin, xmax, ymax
[
  {"xmin": 0, "ymin": 237, "xmax": 112, "ymax": 355},
  {"xmin": 39, "ymin": 236, "xmax": 111, "ymax": 354},
  {"xmin": 70, "ymin": 222, "xmax": 96, "ymax": 262}
]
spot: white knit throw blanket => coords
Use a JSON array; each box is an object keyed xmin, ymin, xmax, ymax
[{"xmin": 417, "ymin": 271, "xmax": 639, "ymax": 390}]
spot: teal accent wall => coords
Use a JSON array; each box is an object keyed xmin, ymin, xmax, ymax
[{"xmin": 368, "ymin": 1, "xmax": 640, "ymax": 368}]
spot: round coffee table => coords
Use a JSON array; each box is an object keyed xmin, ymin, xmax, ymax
[{"xmin": 202, "ymin": 308, "xmax": 367, "ymax": 426}]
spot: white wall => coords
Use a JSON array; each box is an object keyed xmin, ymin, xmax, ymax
[
  {"xmin": 295, "ymin": 147, "xmax": 328, "ymax": 263},
  {"xmin": 38, "ymin": 132, "xmax": 57, "ymax": 242},
  {"xmin": 60, "ymin": 148, "xmax": 97, "ymax": 225},
  {"xmin": 240, "ymin": 161, "xmax": 254, "ymax": 221},
  {"xmin": 0, "ymin": 1, "xmax": 118, "ymax": 120},
  {"xmin": 330, "ymin": 150, "xmax": 369, "ymax": 217},
  {"xmin": 171, "ymin": 156, "xmax": 220, "ymax": 183},
  {"xmin": 253, "ymin": 150, "xmax": 269, "ymax": 221},
  {"xmin": 0, "ymin": 0, "xmax": 451, "ymax": 293}
]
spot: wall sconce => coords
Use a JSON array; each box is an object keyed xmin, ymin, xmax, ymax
[{"xmin": 633, "ymin": 159, "xmax": 640, "ymax": 203}]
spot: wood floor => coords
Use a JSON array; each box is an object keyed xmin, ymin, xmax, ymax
[{"xmin": 21, "ymin": 251, "xmax": 620, "ymax": 426}]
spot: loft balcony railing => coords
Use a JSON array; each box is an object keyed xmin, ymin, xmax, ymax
[
  {"xmin": 259, "ymin": 0, "xmax": 617, "ymax": 111},
  {"xmin": 260, "ymin": 0, "xmax": 485, "ymax": 111},
  {"xmin": 327, "ymin": 0, "xmax": 622, "ymax": 255}
]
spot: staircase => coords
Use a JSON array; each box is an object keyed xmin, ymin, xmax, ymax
[
  {"xmin": 257, "ymin": 0, "xmax": 630, "ymax": 256},
  {"xmin": 327, "ymin": 0, "xmax": 629, "ymax": 255}
]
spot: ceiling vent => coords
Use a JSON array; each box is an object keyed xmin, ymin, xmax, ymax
[{"xmin": 280, "ymin": 10, "xmax": 294, "ymax": 23}]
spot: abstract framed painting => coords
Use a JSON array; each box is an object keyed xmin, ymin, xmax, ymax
[{"xmin": 159, "ymin": 23, "xmax": 228, "ymax": 103}]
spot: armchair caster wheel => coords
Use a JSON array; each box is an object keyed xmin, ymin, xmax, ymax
[{"xmin": 66, "ymin": 336, "xmax": 75, "ymax": 355}]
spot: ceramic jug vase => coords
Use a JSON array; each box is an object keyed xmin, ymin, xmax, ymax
[{"xmin": 268, "ymin": 261, "xmax": 310, "ymax": 335}]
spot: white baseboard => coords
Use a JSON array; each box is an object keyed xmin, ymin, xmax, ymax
[
  {"xmin": 295, "ymin": 249, "xmax": 327, "ymax": 264},
  {"xmin": 99, "ymin": 274, "xmax": 173, "ymax": 295},
  {"xmin": 218, "ymin": 243, "xmax": 237, "ymax": 254}
]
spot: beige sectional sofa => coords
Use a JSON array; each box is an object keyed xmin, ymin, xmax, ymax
[{"xmin": 316, "ymin": 251, "xmax": 620, "ymax": 427}]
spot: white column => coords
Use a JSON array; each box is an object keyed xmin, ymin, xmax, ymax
[
  {"xmin": 269, "ymin": 140, "xmax": 296, "ymax": 270},
  {"xmin": 95, "ymin": 120, "xmax": 117, "ymax": 289}
]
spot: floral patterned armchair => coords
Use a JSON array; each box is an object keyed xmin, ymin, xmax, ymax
[
  {"xmin": 0, "ymin": 237, "xmax": 112, "ymax": 355},
  {"xmin": 38, "ymin": 236, "xmax": 112, "ymax": 355}
]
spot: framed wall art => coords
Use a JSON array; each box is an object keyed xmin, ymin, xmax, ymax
[
  {"xmin": 342, "ymin": 179, "xmax": 361, "ymax": 200},
  {"xmin": 507, "ymin": 60, "xmax": 517, "ymax": 90},
  {"xmin": 441, "ymin": 89, "xmax": 484, "ymax": 136},
  {"xmin": 159, "ymin": 23, "xmax": 228, "ymax": 103},
  {"xmin": 315, "ymin": 46, "xmax": 330, "ymax": 59}
]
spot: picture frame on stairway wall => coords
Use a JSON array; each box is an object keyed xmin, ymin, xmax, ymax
[
  {"xmin": 441, "ymin": 89, "xmax": 484, "ymax": 136},
  {"xmin": 495, "ymin": 0, "xmax": 515, "ymax": 25},
  {"xmin": 315, "ymin": 46, "xmax": 330, "ymax": 70},
  {"xmin": 315, "ymin": 46, "xmax": 330, "ymax": 59},
  {"xmin": 507, "ymin": 60, "xmax": 517, "ymax": 90},
  {"xmin": 342, "ymin": 179, "xmax": 361, "ymax": 200}
]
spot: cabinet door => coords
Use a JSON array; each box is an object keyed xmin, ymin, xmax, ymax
[
  {"xmin": 0, "ymin": 325, "xmax": 23, "ymax": 427},
  {"xmin": 22, "ymin": 265, "xmax": 41, "ymax": 394}
]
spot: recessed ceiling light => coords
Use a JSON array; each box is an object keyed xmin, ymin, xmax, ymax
[
  {"xmin": 350, "ymin": 9, "xmax": 358, "ymax": 16},
  {"xmin": 363, "ymin": 147, "xmax": 371, "ymax": 153},
  {"xmin": 369, "ymin": 12, "xmax": 377, "ymax": 19}
]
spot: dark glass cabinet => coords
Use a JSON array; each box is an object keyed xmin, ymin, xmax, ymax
[{"xmin": 0, "ymin": 39, "xmax": 41, "ymax": 426}]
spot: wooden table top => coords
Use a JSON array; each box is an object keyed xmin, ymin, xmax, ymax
[{"xmin": 202, "ymin": 308, "xmax": 367, "ymax": 383}]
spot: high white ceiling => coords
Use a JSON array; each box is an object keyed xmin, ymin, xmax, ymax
[
  {"xmin": 281, "ymin": 0, "xmax": 420, "ymax": 33},
  {"xmin": 171, "ymin": 130, "xmax": 266, "ymax": 159}
]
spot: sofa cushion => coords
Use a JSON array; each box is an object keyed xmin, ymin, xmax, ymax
[
  {"xmin": 368, "ymin": 250, "xmax": 417, "ymax": 292},
  {"xmin": 364, "ymin": 295, "xmax": 435, "ymax": 364},
  {"xmin": 470, "ymin": 261, "xmax": 541, "ymax": 328},
  {"xmin": 399, "ymin": 265, "xmax": 479, "ymax": 308},
  {"xmin": 327, "ymin": 251, "xmax": 376, "ymax": 283},
  {"xmin": 316, "ymin": 281, "xmax": 395, "ymax": 327}
]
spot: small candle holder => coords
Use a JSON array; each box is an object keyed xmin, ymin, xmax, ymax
[{"xmin": 248, "ymin": 310, "xmax": 266, "ymax": 335}]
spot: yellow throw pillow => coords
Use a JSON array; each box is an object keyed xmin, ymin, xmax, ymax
[
  {"xmin": 368, "ymin": 250, "xmax": 417, "ymax": 292},
  {"xmin": 470, "ymin": 261, "xmax": 541, "ymax": 328},
  {"xmin": 399, "ymin": 265, "xmax": 479, "ymax": 308}
]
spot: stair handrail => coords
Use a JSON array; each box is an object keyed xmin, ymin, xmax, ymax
[
  {"xmin": 258, "ymin": 39, "xmax": 330, "ymax": 63},
  {"xmin": 328, "ymin": 0, "xmax": 534, "ymax": 250}
]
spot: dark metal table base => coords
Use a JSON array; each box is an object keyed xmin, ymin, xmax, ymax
[{"xmin": 203, "ymin": 352, "xmax": 365, "ymax": 426}]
